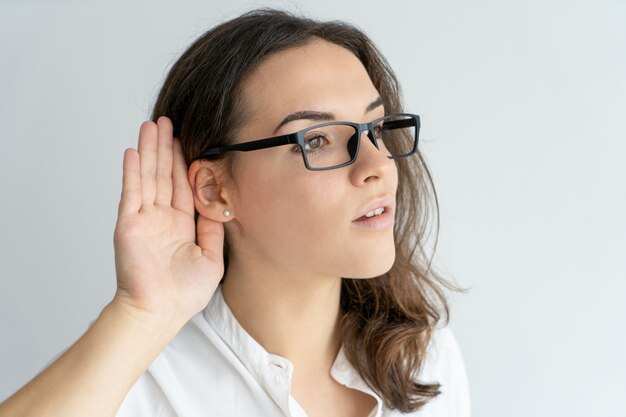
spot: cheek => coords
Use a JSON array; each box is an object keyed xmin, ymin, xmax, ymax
[
  {"xmin": 237, "ymin": 163, "xmax": 345, "ymax": 257},
  {"xmin": 259, "ymin": 175, "xmax": 338, "ymax": 233}
]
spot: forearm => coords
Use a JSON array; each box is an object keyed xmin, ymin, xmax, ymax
[{"xmin": 0, "ymin": 300, "xmax": 186, "ymax": 417}]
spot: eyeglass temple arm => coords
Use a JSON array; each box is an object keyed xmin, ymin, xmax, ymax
[
  {"xmin": 382, "ymin": 117, "xmax": 419, "ymax": 130},
  {"xmin": 197, "ymin": 133, "xmax": 296, "ymax": 158}
]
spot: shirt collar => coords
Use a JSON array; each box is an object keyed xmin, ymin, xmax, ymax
[{"xmin": 203, "ymin": 284, "xmax": 383, "ymax": 417}]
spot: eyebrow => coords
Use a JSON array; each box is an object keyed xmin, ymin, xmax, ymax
[{"xmin": 273, "ymin": 96, "xmax": 384, "ymax": 133}]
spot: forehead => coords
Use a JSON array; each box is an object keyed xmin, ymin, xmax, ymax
[{"xmin": 239, "ymin": 38, "xmax": 380, "ymax": 127}]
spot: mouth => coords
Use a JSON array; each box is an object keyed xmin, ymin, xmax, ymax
[
  {"xmin": 351, "ymin": 203, "xmax": 395, "ymax": 231},
  {"xmin": 352, "ymin": 205, "xmax": 390, "ymax": 221}
]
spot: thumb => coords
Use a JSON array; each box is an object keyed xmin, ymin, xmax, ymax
[{"xmin": 196, "ymin": 213, "xmax": 225, "ymax": 261}]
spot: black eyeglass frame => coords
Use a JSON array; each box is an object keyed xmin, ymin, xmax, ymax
[{"xmin": 193, "ymin": 112, "xmax": 421, "ymax": 171}]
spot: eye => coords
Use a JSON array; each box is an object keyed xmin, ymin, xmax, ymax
[
  {"xmin": 304, "ymin": 135, "xmax": 326, "ymax": 151},
  {"xmin": 291, "ymin": 133, "xmax": 329, "ymax": 154},
  {"xmin": 373, "ymin": 123, "xmax": 383, "ymax": 138}
]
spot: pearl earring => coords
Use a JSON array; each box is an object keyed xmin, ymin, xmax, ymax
[{"xmin": 223, "ymin": 209, "xmax": 231, "ymax": 217}]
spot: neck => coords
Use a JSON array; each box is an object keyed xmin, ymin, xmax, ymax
[{"xmin": 220, "ymin": 256, "xmax": 344, "ymax": 377}]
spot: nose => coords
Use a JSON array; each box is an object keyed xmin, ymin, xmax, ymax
[
  {"xmin": 348, "ymin": 129, "xmax": 382, "ymax": 162},
  {"xmin": 352, "ymin": 131, "xmax": 395, "ymax": 183}
]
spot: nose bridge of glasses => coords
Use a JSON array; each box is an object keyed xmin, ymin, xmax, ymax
[
  {"xmin": 361, "ymin": 125, "xmax": 379, "ymax": 150},
  {"xmin": 348, "ymin": 126, "xmax": 381, "ymax": 161}
]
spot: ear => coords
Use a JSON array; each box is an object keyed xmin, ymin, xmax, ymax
[{"xmin": 188, "ymin": 159, "xmax": 235, "ymax": 222}]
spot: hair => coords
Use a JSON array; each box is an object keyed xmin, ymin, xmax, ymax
[{"xmin": 150, "ymin": 7, "xmax": 467, "ymax": 413}]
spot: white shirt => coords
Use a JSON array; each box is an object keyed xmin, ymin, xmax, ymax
[{"xmin": 115, "ymin": 284, "xmax": 471, "ymax": 417}]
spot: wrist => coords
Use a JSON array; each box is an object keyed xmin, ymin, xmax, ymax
[{"xmin": 104, "ymin": 295, "xmax": 189, "ymax": 344}]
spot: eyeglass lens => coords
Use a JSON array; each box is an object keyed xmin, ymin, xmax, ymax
[{"xmin": 296, "ymin": 115, "xmax": 417, "ymax": 169}]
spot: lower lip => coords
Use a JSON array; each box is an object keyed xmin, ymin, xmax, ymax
[{"xmin": 351, "ymin": 208, "xmax": 394, "ymax": 230}]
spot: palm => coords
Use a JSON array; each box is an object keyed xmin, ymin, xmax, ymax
[{"xmin": 113, "ymin": 116, "xmax": 224, "ymax": 321}]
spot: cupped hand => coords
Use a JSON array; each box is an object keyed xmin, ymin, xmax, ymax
[{"xmin": 112, "ymin": 116, "xmax": 224, "ymax": 325}]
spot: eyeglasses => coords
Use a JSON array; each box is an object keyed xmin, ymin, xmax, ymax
[{"xmin": 194, "ymin": 113, "xmax": 420, "ymax": 171}]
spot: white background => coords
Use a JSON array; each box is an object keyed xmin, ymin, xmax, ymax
[{"xmin": 1, "ymin": 1, "xmax": 625, "ymax": 416}]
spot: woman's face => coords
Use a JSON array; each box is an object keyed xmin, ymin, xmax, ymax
[{"xmin": 223, "ymin": 38, "xmax": 398, "ymax": 280}]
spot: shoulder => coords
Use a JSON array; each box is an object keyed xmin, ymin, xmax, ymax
[
  {"xmin": 409, "ymin": 326, "xmax": 471, "ymax": 417},
  {"xmin": 424, "ymin": 326, "xmax": 465, "ymax": 368}
]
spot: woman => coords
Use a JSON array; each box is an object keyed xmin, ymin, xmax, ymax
[{"xmin": 0, "ymin": 8, "xmax": 470, "ymax": 417}]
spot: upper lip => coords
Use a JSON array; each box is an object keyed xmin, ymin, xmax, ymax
[{"xmin": 352, "ymin": 194, "xmax": 395, "ymax": 221}]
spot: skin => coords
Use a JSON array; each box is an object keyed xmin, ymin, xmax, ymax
[
  {"xmin": 188, "ymin": 38, "xmax": 398, "ymax": 413},
  {"xmin": 0, "ymin": 38, "xmax": 397, "ymax": 417}
]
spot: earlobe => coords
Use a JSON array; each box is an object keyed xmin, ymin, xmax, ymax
[{"xmin": 188, "ymin": 160, "xmax": 234, "ymax": 222}]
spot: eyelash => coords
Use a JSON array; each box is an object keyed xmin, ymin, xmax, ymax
[{"xmin": 291, "ymin": 133, "xmax": 329, "ymax": 155}]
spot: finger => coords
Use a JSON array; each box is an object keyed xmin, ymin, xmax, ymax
[
  {"xmin": 118, "ymin": 148, "xmax": 141, "ymax": 216},
  {"xmin": 171, "ymin": 137, "xmax": 194, "ymax": 216},
  {"xmin": 155, "ymin": 116, "xmax": 174, "ymax": 206},
  {"xmin": 138, "ymin": 121, "xmax": 158, "ymax": 207},
  {"xmin": 196, "ymin": 214, "xmax": 224, "ymax": 261}
]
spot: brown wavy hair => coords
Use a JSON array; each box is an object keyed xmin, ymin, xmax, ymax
[{"xmin": 149, "ymin": 7, "xmax": 467, "ymax": 413}]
